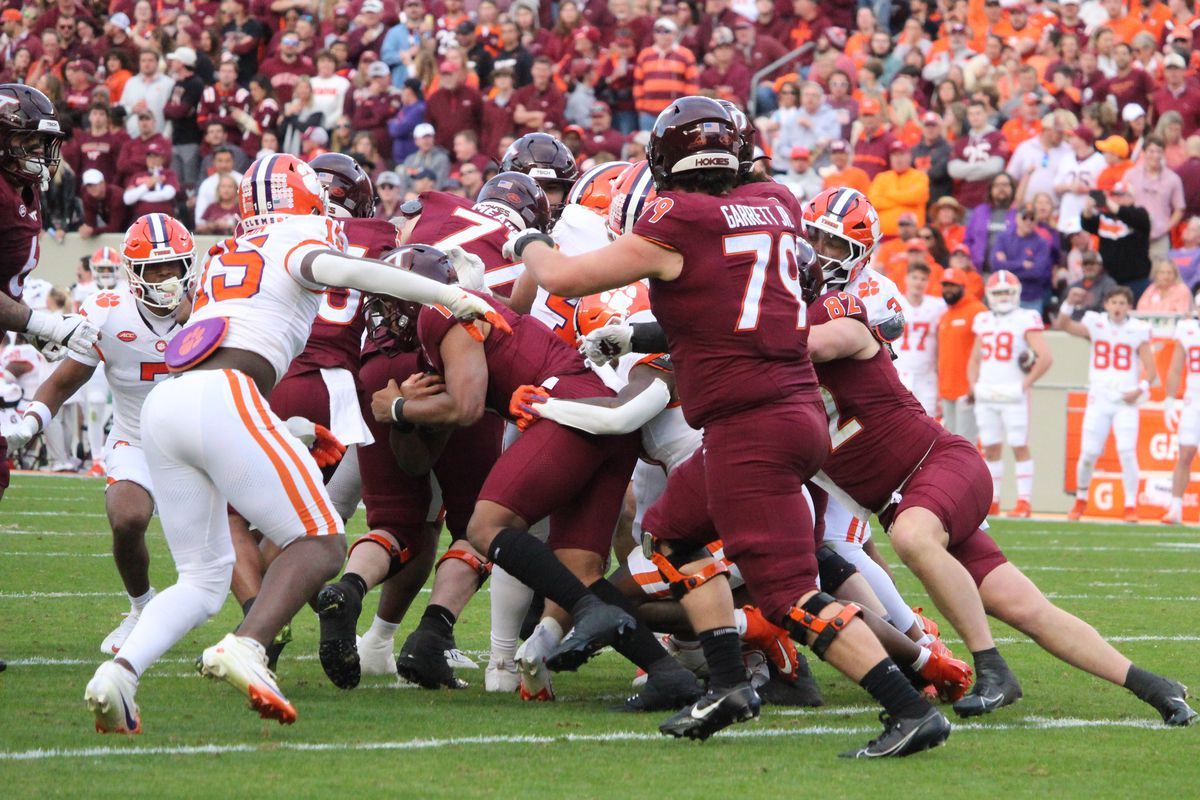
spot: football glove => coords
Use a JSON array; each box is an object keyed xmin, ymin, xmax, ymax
[
  {"xmin": 285, "ymin": 416, "xmax": 347, "ymax": 468},
  {"xmin": 436, "ymin": 287, "xmax": 513, "ymax": 342},
  {"xmin": 443, "ymin": 246, "xmax": 491, "ymax": 296},
  {"xmin": 25, "ymin": 310, "xmax": 100, "ymax": 358},
  {"xmin": 508, "ymin": 384, "xmax": 549, "ymax": 432},
  {"xmin": 501, "ymin": 229, "xmax": 555, "ymax": 262},
  {"xmin": 5, "ymin": 413, "xmax": 42, "ymax": 452},
  {"xmin": 578, "ymin": 320, "xmax": 633, "ymax": 367}
]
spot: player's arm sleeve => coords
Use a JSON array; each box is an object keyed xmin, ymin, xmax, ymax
[
  {"xmin": 535, "ymin": 377, "xmax": 671, "ymax": 436},
  {"xmin": 302, "ymin": 249, "xmax": 466, "ymax": 308},
  {"xmin": 629, "ymin": 321, "xmax": 669, "ymax": 354}
]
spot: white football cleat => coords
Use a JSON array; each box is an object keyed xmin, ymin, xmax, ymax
[
  {"xmin": 100, "ymin": 591, "xmax": 155, "ymax": 654},
  {"xmin": 1163, "ymin": 506, "xmax": 1184, "ymax": 525},
  {"xmin": 356, "ymin": 634, "xmax": 398, "ymax": 677},
  {"xmin": 199, "ymin": 633, "xmax": 297, "ymax": 724},
  {"xmin": 85, "ymin": 661, "xmax": 141, "ymax": 734},
  {"xmin": 516, "ymin": 622, "xmax": 559, "ymax": 701},
  {"xmin": 485, "ymin": 656, "xmax": 520, "ymax": 693},
  {"xmin": 446, "ymin": 647, "xmax": 479, "ymax": 670}
]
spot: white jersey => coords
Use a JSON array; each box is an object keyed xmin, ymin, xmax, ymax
[
  {"xmin": 1174, "ymin": 318, "xmax": 1200, "ymax": 400},
  {"xmin": 1081, "ymin": 311, "xmax": 1152, "ymax": 395},
  {"xmin": 894, "ymin": 294, "xmax": 947, "ymax": 375},
  {"xmin": 69, "ymin": 284, "xmax": 181, "ymax": 444},
  {"xmin": 972, "ymin": 308, "xmax": 1043, "ymax": 397},
  {"xmin": 0, "ymin": 343, "xmax": 49, "ymax": 409},
  {"xmin": 189, "ymin": 215, "xmax": 347, "ymax": 382},
  {"xmin": 530, "ymin": 204, "xmax": 612, "ymax": 337},
  {"xmin": 848, "ymin": 267, "xmax": 905, "ymax": 331},
  {"xmin": 72, "ymin": 279, "xmax": 100, "ymax": 310}
]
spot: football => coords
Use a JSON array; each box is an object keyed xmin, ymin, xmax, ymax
[{"xmin": 1018, "ymin": 349, "xmax": 1037, "ymax": 373}]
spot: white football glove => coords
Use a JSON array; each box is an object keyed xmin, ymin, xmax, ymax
[
  {"xmin": 25, "ymin": 310, "xmax": 100, "ymax": 357},
  {"xmin": 1165, "ymin": 397, "xmax": 1181, "ymax": 431},
  {"xmin": 501, "ymin": 228, "xmax": 553, "ymax": 262},
  {"xmin": 6, "ymin": 414, "xmax": 42, "ymax": 452},
  {"xmin": 579, "ymin": 320, "xmax": 634, "ymax": 367},
  {"xmin": 285, "ymin": 416, "xmax": 317, "ymax": 447},
  {"xmin": 443, "ymin": 246, "xmax": 491, "ymax": 296}
]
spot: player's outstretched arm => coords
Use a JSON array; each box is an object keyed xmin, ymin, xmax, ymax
[
  {"xmin": 513, "ymin": 231, "xmax": 683, "ymax": 297},
  {"xmin": 1053, "ymin": 287, "xmax": 1090, "ymax": 338},
  {"xmin": 512, "ymin": 366, "xmax": 673, "ymax": 436},
  {"xmin": 808, "ymin": 317, "xmax": 880, "ymax": 363},
  {"xmin": 0, "ymin": 292, "xmax": 99, "ymax": 357},
  {"xmin": 6, "ymin": 358, "xmax": 96, "ymax": 451}
]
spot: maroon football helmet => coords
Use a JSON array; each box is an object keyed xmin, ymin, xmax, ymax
[
  {"xmin": 794, "ymin": 236, "xmax": 823, "ymax": 303},
  {"xmin": 310, "ymin": 152, "xmax": 376, "ymax": 219},
  {"xmin": 365, "ymin": 245, "xmax": 457, "ymax": 354},
  {"xmin": 0, "ymin": 84, "xmax": 66, "ymax": 190},
  {"xmin": 647, "ymin": 95, "xmax": 740, "ymax": 187},
  {"xmin": 501, "ymin": 132, "xmax": 579, "ymax": 218},
  {"xmin": 476, "ymin": 171, "xmax": 553, "ymax": 232},
  {"xmin": 716, "ymin": 99, "xmax": 755, "ymax": 177}
]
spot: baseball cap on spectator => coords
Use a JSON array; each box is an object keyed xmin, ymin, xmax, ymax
[
  {"xmin": 710, "ymin": 26, "xmax": 734, "ymax": 47},
  {"xmin": 167, "ymin": 47, "xmax": 197, "ymax": 67},
  {"xmin": 1060, "ymin": 0, "xmax": 1079, "ymax": 4},
  {"xmin": 898, "ymin": 211, "xmax": 918, "ymax": 225},
  {"xmin": 362, "ymin": 0, "xmax": 384, "ymax": 12},
  {"xmin": 829, "ymin": 139, "xmax": 849, "ymax": 153},
  {"xmin": 414, "ymin": 123, "xmax": 435, "ymax": 139},
  {"xmin": 302, "ymin": 126, "xmax": 329, "ymax": 146},
  {"xmin": 1070, "ymin": 125, "xmax": 1094, "ymax": 146},
  {"xmin": 790, "ymin": 146, "xmax": 811, "ymax": 160},
  {"xmin": 1165, "ymin": 53, "xmax": 1188, "ymax": 70},
  {"xmin": 410, "ymin": 168, "xmax": 436, "ymax": 182},
  {"xmin": 922, "ymin": 111, "xmax": 941, "ymax": 126},
  {"xmin": 367, "ymin": 61, "xmax": 390, "ymax": 78},
  {"xmin": 1172, "ymin": 28, "xmax": 1193, "ymax": 42},
  {"xmin": 575, "ymin": 25, "xmax": 600, "ymax": 42},
  {"xmin": 654, "ymin": 18, "xmax": 678, "ymax": 34},
  {"xmin": 81, "ymin": 169, "xmax": 105, "ymax": 186},
  {"xmin": 2, "ymin": 9, "xmax": 21, "ymax": 22},
  {"xmin": 378, "ymin": 171, "xmax": 401, "ymax": 187},
  {"xmin": 734, "ymin": 19, "xmax": 752, "ymax": 29},
  {"xmin": 1010, "ymin": 2, "xmax": 1027, "ymax": 13},
  {"xmin": 949, "ymin": 23, "xmax": 968, "ymax": 35},
  {"xmin": 1122, "ymin": 103, "xmax": 1146, "ymax": 122},
  {"xmin": 220, "ymin": 51, "xmax": 239, "ymax": 64},
  {"xmin": 66, "ymin": 59, "xmax": 96, "ymax": 74},
  {"xmin": 889, "ymin": 140, "xmax": 907, "ymax": 152},
  {"xmin": 334, "ymin": 4, "xmax": 351, "ymax": 15},
  {"xmin": 564, "ymin": 124, "xmax": 585, "ymax": 137},
  {"xmin": 492, "ymin": 65, "xmax": 514, "ymax": 78},
  {"xmin": 146, "ymin": 140, "xmax": 167, "ymax": 156},
  {"xmin": 1096, "ymin": 135, "xmax": 1130, "ymax": 158},
  {"xmin": 109, "ymin": 12, "xmax": 131, "ymax": 30},
  {"xmin": 456, "ymin": 20, "xmax": 475, "ymax": 35},
  {"xmin": 590, "ymin": 101, "xmax": 610, "ymax": 117},
  {"xmin": 942, "ymin": 267, "xmax": 967, "ymax": 284},
  {"xmin": 906, "ymin": 238, "xmax": 928, "ymax": 252},
  {"xmin": 438, "ymin": 60, "xmax": 456, "ymax": 73}
]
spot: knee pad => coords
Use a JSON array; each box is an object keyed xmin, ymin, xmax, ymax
[
  {"xmin": 348, "ymin": 532, "xmax": 412, "ymax": 581},
  {"xmin": 816, "ymin": 543, "xmax": 858, "ymax": 594},
  {"xmin": 178, "ymin": 560, "xmax": 234, "ymax": 618},
  {"xmin": 437, "ymin": 546, "xmax": 491, "ymax": 588},
  {"xmin": 785, "ymin": 591, "xmax": 862, "ymax": 661},
  {"xmin": 640, "ymin": 532, "xmax": 729, "ymax": 600}
]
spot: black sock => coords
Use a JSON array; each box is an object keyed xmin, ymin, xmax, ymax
[
  {"xmin": 419, "ymin": 604, "xmax": 456, "ymax": 638},
  {"xmin": 588, "ymin": 578, "xmax": 673, "ymax": 672},
  {"xmin": 486, "ymin": 528, "xmax": 591, "ymax": 611},
  {"xmin": 241, "ymin": 596, "xmax": 256, "ymax": 617},
  {"xmin": 1124, "ymin": 664, "xmax": 1163, "ymax": 699},
  {"xmin": 340, "ymin": 572, "xmax": 368, "ymax": 602},
  {"xmin": 860, "ymin": 659, "xmax": 932, "ymax": 719},
  {"xmin": 699, "ymin": 627, "xmax": 746, "ymax": 690},
  {"xmin": 971, "ymin": 647, "xmax": 1008, "ymax": 673}
]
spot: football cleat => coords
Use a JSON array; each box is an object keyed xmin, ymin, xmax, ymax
[
  {"xmin": 396, "ymin": 629, "xmax": 468, "ymax": 689},
  {"xmin": 544, "ymin": 602, "xmax": 636, "ymax": 673},
  {"xmin": 1067, "ymin": 498, "xmax": 1087, "ymax": 521},
  {"xmin": 265, "ymin": 623, "xmax": 292, "ymax": 673},
  {"xmin": 756, "ymin": 667, "xmax": 825, "ymax": 707},
  {"xmin": 624, "ymin": 666, "xmax": 703, "ymax": 712},
  {"xmin": 100, "ymin": 592, "xmax": 154, "ymax": 655},
  {"xmin": 739, "ymin": 605, "xmax": 800, "ymax": 681},
  {"xmin": 1136, "ymin": 676, "xmax": 1198, "ymax": 726},
  {"xmin": 86, "ymin": 461, "xmax": 105, "ymax": 478},
  {"xmin": 912, "ymin": 607, "xmax": 941, "ymax": 640},
  {"xmin": 659, "ymin": 682, "xmax": 761, "ymax": 741},
  {"xmin": 1006, "ymin": 499, "xmax": 1032, "ymax": 518},
  {"xmin": 1124, "ymin": 506, "xmax": 1139, "ymax": 524},
  {"xmin": 484, "ymin": 656, "xmax": 520, "ymax": 693},
  {"xmin": 839, "ymin": 709, "xmax": 951, "ymax": 758},
  {"xmin": 952, "ymin": 660, "xmax": 1022, "ymax": 718},
  {"xmin": 1162, "ymin": 507, "xmax": 1184, "ymax": 525},
  {"xmin": 918, "ymin": 648, "xmax": 974, "ymax": 703},
  {"xmin": 199, "ymin": 633, "xmax": 297, "ymax": 725},
  {"xmin": 315, "ymin": 582, "xmax": 363, "ymax": 689},
  {"xmin": 85, "ymin": 661, "xmax": 141, "ymax": 734},
  {"xmin": 516, "ymin": 621, "xmax": 559, "ymax": 700},
  {"xmin": 357, "ymin": 634, "xmax": 398, "ymax": 677},
  {"xmin": 445, "ymin": 647, "xmax": 478, "ymax": 670}
]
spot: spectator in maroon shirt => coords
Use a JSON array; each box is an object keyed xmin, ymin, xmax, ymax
[
  {"xmin": 97, "ymin": 13, "xmax": 139, "ymax": 64},
  {"xmin": 35, "ymin": 0, "xmax": 94, "ymax": 37},
  {"xmin": 512, "ymin": 56, "xmax": 566, "ymax": 136},
  {"xmin": 480, "ymin": 64, "xmax": 517, "ymax": 159},
  {"xmin": 123, "ymin": 143, "xmax": 180, "ymax": 218},
  {"xmin": 603, "ymin": 0, "xmax": 651, "ymax": 49},
  {"xmin": 752, "ymin": 0, "xmax": 791, "ymax": 45},
  {"xmin": 116, "ymin": 110, "xmax": 173, "ymax": 182},
  {"xmin": 65, "ymin": 104, "xmax": 126, "ymax": 180},
  {"xmin": 424, "ymin": 59, "xmax": 483, "ymax": 152},
  {"xmin": 699, "ymin": 27, "xmax": 751, "ymax": 107},
  {"xmin": 1100, "ymin": 42, "xmax": 1158, "ymax": 113},
  {"xmin": 694, "ymin": 0, "xmax": 746, "ymax": 62},
  {"xmin": 198, "ymin": 58, "xmax": 253, "ymax": 148},
  {"xmin": 1152, "ymin": 53, "xmax": 1200, "ymax": 136},
  {"xmin": 62, "ymin": 58, "xmax": 96, "ymax": 118},
  {"xmin": 259, "ymin": 31, "xmax": 316, "ymax": 106},
  {"xmin": 353, "ymin": 60, "xmax": 404, "ymax": 158},
  {"xmin": 455, "ymin": 159, "xmax": 485, "ymax": 197},
  {"xmin": 852, "ymin": 96, "xmax": 895, "ymax": 179},
  {"xmin": 579, "ymin": 101, "xmax": 625, "ymax": 157},
  {"xmin": 451, "ymin": 129, "xmax": 492, "ymax": 174},
  {"xmin": 348, "ymin": 0, "xmax": 390, "ymax": 62},
  {"xmin": 196, "ymin": 174, "xmax": 241, "ymax": 235},
  {"xmin": 78, "ymin": 168, "xmax": 127, "ymax": 238}
]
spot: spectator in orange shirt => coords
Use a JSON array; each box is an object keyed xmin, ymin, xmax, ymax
[
  {"xmin": 869, "ymin": 141, "xmax": 930, "ymax": 236},
  {"xmin": 937, "ymin": 267, "xmax": 989, "ymax": 442},
  {"xmin": 1001, "ymin": 92, "xmax": 1044, "ymax": 153},
  {"xmin": 819, "ymin": 138, "xmax": 871, "ymax": 194},
  {"xmin": 889, "ymin": 237, "xmax": 946, "ymax": 296},
  {"xmin": 992, "ymin": 3, "xmax": 1040, "ymax": 59},
  {"xmin": 931, "ymin": 195, "xmax": 967, "ymax": 253},
  {"xmin": 875, "ymin": 212, "xmax": 919, "ymax": 275},
  {"xmin": 1095, "ymin": 135, "xmax": 1133, "ymax": 191}
]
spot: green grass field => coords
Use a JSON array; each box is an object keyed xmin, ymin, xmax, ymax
[{"xmin": 2, "ymin": 474, "xmax": 1198, "ymax": 798}]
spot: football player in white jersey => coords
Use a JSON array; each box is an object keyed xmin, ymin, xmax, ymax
[
  {"xmin": 1055, "ymin": 285, "xmax": 1156, "ymax": 522},
  {"xmin": 8, "ymin": 214, "xmax": 192, "ymax": 654},
  {"xmin": 1162, "ymin": 315, "xmax": 1200, "ymax": 524},
  {"xmin": 83, "ymin": 154, "xmax": 505, "ymax": 734},
  {"xmin": 894, "ymin": 261, "xmax": 946, "ymax": 416},
  {"xmin": 968, "ymin": 271, "xmax": 1053, "ymax": 517},
  {"xmin": 79, "ymin": 246, "xmax": 121, "ymax": 477}
]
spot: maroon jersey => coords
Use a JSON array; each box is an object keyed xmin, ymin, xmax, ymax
[
  {"xmin": 281, "ymin": 216, "xmax": 399, "ymax": 380},
  {"xmin": 417, "ymin": 292, "xmax": 612, "ymax": 420},
  {"xmin": 0, "ymin": 176, "xmax": 43, "ymax": 301},
  {"xmin": 633, "ymin": 180, "xmax": 819, "ymax": 428},
  {"xmin": 808, "ymin": 290, "xmax": 945, "ymax": 511},
  {"xmin": 407, "ymin": 191, "xmax": 524, "ymax": 296}
]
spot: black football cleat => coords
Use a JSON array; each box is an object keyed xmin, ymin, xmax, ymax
[
  {"xmin": 265, "ymin": 623, "xmax": 292, "ymax": 673},
  {"xmin": 544, "ymin": 603, "xmax": 636, "ymax": 673},
  {"xmin": 757, "ymin": 668, "xmax": 824, "ymax": 707},
  {"xmin": 624, "ymin": 668, "xmax": 703, "ymax": 712},
  {"xmin": 1139, "ymin": 677, "xmax": 1197, "ymax": 726},
  {"xmin": 839, "ymin": 709, "xmax": 952, "ymax": 758},
  {"xmin": 396, "ymin": 629, "xmax": 468, "ymax": 689},
  {"xmin": 952, "ymin": 661, "xmax": 1022, "ymax": 718},
  {"xmin": 316, "ymin": 583, "xmax": 363, "ymax": 690},
  {"xmin": 659, "ymin": 683, "xmax": 761, "ymax": 741}
]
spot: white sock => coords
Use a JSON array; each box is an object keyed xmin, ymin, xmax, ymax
[
  {"xmin": 489, "ymin": 565, "xmax": 533, "ymax": 662},
  {"xmin": 365, "ymin": 615, "xmax": 399, "ymax": 641},
  {"xmin": 916, "ymin": 632, "xmax": 935, "ymax": 648},
  {"xmin": 830, "ymin": 540, "xmax": 917, "ymax": 633},
  {"xmin": 129, "ymin": 587, "xmax": 156, "ymax": 614},
  {"xmin": 1076, "ymin": 455, "xmax": 1098, "ymax": 501},
  {"xmin": 910, "ymin": 646, "xmax": 930, "ymax": 671},
  {"xmin": 1169, "ymin": 496, "xmax": 1184, "ymax": 514},
  {"xmin": 1118, "ymin": 449, "xmax": 1139, "ymax": 507},
  {"xmin": 986, "ymin": 459, "xmax": 1003, "ymax": 504},
  {"xmin": 732, "ymin": 607, "xmax": 747, "ymax": 637},
  {"xmin": 536, "ymin": 616, "xmax": 563, "ymax": 644},
  {"xmin": 1015, "ymin": 459, "xmax": 1034, "ymax": 502},
  {"xmin": 87, "ymin": 402, "xmax": 107, "ymax": 462}
]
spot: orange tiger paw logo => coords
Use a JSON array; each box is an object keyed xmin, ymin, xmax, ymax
[
  {"xmin": 95, "ymin": 293, "xmax": 122, "ymax": 308},
  {"xmin": 178, "ymin": 327, "xmax": 206, "ymax": 356},
  {"xmin": 857, "ymin": 278, "xmax": 880, "ymax": 297}
]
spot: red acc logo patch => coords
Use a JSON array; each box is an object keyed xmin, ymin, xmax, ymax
[
  {"xmin": 95, "ymin": 293, "xmax": 122, "ymax": 308},
  {"xmin": 117, "ymin": 331, "xmax": 137, "ymax": 342},
  {"xmin": 647, "ymin": 197, "xmax": 674, "ymax": 223},
  {"xmin": 155, "ymin": 340, "xmax": 167, "ymax": 352}
]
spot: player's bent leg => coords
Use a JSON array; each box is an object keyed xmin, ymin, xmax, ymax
[
  {"xmin": 100, "ymin": 479, "xmax": 156, "ymax": 655},
  {"xmin": 228, "ymin": 513, "xmax": 264, "ymax": 607},
  {"xmin": 325, "ymin": 444, "xmax": 362, "ymax": 522},
  {"xmin": 1165, "ymin": 444, "xmax": 1197, "ymax": 523},
  {"xmin": 358, "ymin": 526, "xmax": 440, "ymax": 678}
]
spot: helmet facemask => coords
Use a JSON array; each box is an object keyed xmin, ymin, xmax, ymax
[
  {"xmin": 806, "ymin": 225, "xmax": 869, "ymax": 289},
  {"xmin": 987, "ymin": 286, "xmax": 1019, "ymax": 314},
  {"xmin": 93, "ymin": 262, "xmax": 121, "ymax": 290},
  {"xmin": 125, "ymin": 255, "xmax": 192, "ymax": 312},
  {"xmin": 6, "ymin": 129, "xmax": 64, "ymax": 190}
]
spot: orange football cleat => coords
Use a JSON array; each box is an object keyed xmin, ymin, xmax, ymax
[
  {"xmin": 918, "ymin": 647, "xmax": 974, "ymax": 703},
  {"xmin": 1067, "ymin": 498, "xmax": 1087, "ymax": 521},
  {"xmin": 913, "ymin": 607, "xmax": 941, "ymax": 640},
  {"xmin": 1124, "ymin": 507, "xmax": 1139, "ymax": 524},
  {"xmin": 1006, "ymin": 499, "xmax": 1031, "ymax": 518},
  {"xmin": 86, "ymin": 461, "xmax": 106, "ymax": 478},
  {"xmin": 740, "ymin": 605, "xmax": 800, "ymax": 680}
]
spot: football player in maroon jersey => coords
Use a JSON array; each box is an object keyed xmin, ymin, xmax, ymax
[
  {"xmin": 0, "ymin": 84, "xmax": 100, "ymax": 502},
  {"xmin": 513, "ymin": 96, "xmax": 950, "ymax": 755},
  {"xmin": 500, "ymin": 132, "xmax": 580, "ymax": 221}
]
